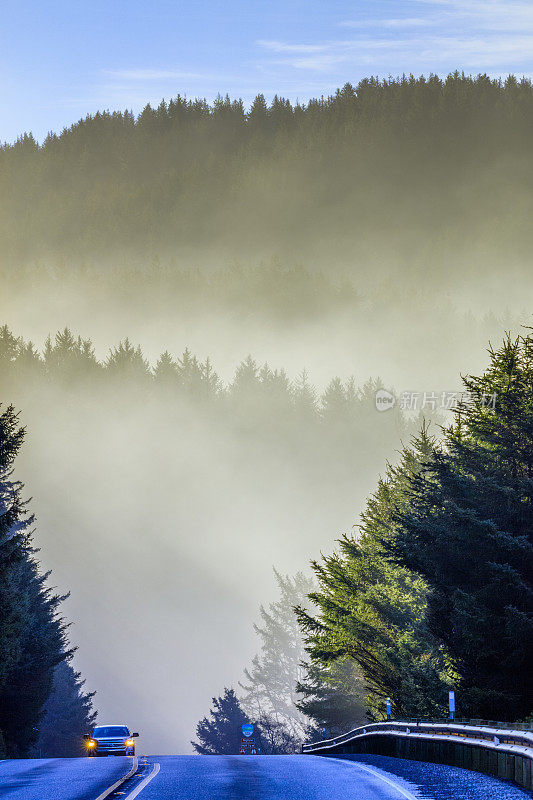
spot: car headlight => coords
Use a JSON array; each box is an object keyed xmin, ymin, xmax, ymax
[
  {"xmin": 125, "ymin": 738, "xmax": 134, "ymax": 747},
  {"xmin": 87, "ymin": 740, "xmax": 96, "ymax": 748}
]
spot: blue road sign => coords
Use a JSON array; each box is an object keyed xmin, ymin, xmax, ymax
[{"xmin": 242, "ymin": 723, "xmax": 254, "ymax": 738}]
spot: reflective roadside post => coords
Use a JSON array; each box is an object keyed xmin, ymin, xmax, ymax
[
  {"xmin": 386, "ymin": 697, "xmax": 391, "ymax": 720},
  {"xmin": 449, "ymin": 690, "xmax": 455, "ymax": 722}
]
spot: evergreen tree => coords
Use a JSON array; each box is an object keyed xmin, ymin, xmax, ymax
[
  {"xmin": 0, "ymin": 325, "xmax": 20, "ymax": 365},
  {"xmin": 176, "ymin": 347, "xmax": 200, "ymax": 385},
  {"xmin": 105, "ymin": 339, "xmax": 150, "ymax": 380},
  {"xmin": 0, "ymin": 557, "xmax": 70, "ymax": 757},
  {"xmin": 192, "ymin": 688, "xmax": 251, "ymax": 755},
  {"xmin": 43, "ymin": 329, "xmax": 100, "ymax": 383},
  {"xmin": 391, "ymin": 334, "xmax": 533, "ymax": 720},
  {"xmin": 231, "ymin": 355, "xmax": 259, "ymax": 397},
  {"xmin": 35, "ymin": 660, "xmax": 96, "ymax": 757},
  {"xmin": 292, "ymin": 370, "xmax": 317, "ymax": 421},
  {"xmin": 193, "ymin": 687, "xmax": 293, "ymax": 755},
  {"xmin": 321, "ymin": 378, "xmax": 347, "ymax": 423},
  {"xmin": 0, "ymin": 405, "xmax": 70, "ymax": 756},
  {"xmin": 254, "ymin": 712, "xmax": 300, "ymax": 755},
  {"xmin": 0, "ymin": 405, "xmax": 28, "ymax": 704},
  {"xmin": 200, "ymin": 357, "xmax": 222, "ymax": 400},
  {"xmin": 297, "ymin": 433, "xmax": 453, "ymax": 720},
  {"xmin": 0, "ymin": 327, "xmax": 23, "ymax": 397},
  {"xmin": 296, "ymin": 659, "xmax": 367, "ymax": 737},
  {"xmin": 153, "ymin": 351, "xmax": 179, "ymax": 385},
  {"xmin": 247, "ymin": 94, "xmax": 269, "ymax": 133},
  {"xmin": 269, "ymin": 95, "xmax": 294, "ymax": 130},
  {"xmin": 175, "ymin": 349, "xmax": 221, "ymax": 401},
  {"xmin": 240, "ymin": 570, "xmax": 314, "ymax": 744}
]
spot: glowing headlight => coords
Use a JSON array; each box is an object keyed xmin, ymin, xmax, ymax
[
  {"xmin": 125, "ymin": 738, "xmax": 134, "ymax": 747},
  {"xmin": 87, "ymin": 740, "xmax": 96, "ymax": 748}
]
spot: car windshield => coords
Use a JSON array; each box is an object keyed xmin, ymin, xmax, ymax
[{"xmin": 93, "ymin": 726, "xmax": 129, "ymax": 738}]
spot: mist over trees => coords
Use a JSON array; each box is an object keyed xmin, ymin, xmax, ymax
[
  {"xmin": 3, "ymin": 72, "xmax": 533, "ymax": 288},
  {"xmin": 239, "ymin": 571, "xmax": 315, "ymax": 751},
  {"xmin": 2, "ymin": 69, "xmax": 532, "ymax": 752},
  {"xmin": 0, "ymin": 323, "xmax": 414, "ymax": 466},
  {"xmin": 3, "ymin": 73, "xmax": 529, "ymax": 434},
  {"xmin": 195, "ymin": 569, "xmax": 367, "ymax": 753},
  {"xmin": 0, "ymin": 322, "xmax": 417, "ymax": 751},
  {"xmin": 3, "ymin": 324, "xmax": 532, "ymax": 745}
]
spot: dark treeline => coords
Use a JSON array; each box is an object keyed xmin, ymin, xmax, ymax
[
  {"xmin": 0, "ymin": 323, "xmax": 415, "ymax": 499},
  {"xmin": 0, "ymin": 324, "xmax": 411, "ymax": 435},
  {"xmin": 192, "ymin": 687, "xmax": 302, "ymax": 756},
  {"xmin": 35, "ymin": 661, "xmax": 97, "ymax": 757},
  {"xmin": 3, "ymin": 72, "xmax": 533, "ymax": 271},
  {"xmin": 0, "ymin": 405, "xmax": 95, "ymax": 757}
]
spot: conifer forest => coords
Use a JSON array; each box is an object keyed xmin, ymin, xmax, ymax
[{"xmin": 1, "ymin": 71, "xmax": 532, "ymax": 757}]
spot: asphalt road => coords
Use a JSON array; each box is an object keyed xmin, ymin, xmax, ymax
[
  {"xmin": 0, "ymin": 755, "xmax": 132, "ymax": 800},
  {"xmin": 3, "ymin": 753, "xmax": 530, "ymax": 800},
  {"xmin": 139, "ymin": 755, "xmax": 421, "ymax": 799},
  {"xmin": 0, "ymin": 754, "xmax": 419, "ymax": 800},
  {"xmin": 141, "ymin": 755, "xmax": 533, "ymax": 800}
]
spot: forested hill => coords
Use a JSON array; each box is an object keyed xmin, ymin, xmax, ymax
[{"xmin": 2, "ymin": 72, "xmax": 533, "ymax": 276}]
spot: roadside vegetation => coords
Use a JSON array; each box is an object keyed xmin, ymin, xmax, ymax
[
  {"xmin": 0, "ymin": 406, "xmax": 95, "ymax": 757},
  {"xmin": 195, "ymin": 334, "xmax": 533, "ymax": 748}
]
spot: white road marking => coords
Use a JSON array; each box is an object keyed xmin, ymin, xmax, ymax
[
  {"xmin": 122, "ymin": 762, "xmax": 161, "ymax": 799},
  {"xmin": 352, "ymin": 762, "xmax": 424, "ymax": 800},
  {"xmin": 94, "ymin": 757, "xmax": 139, "ymax": 800}
]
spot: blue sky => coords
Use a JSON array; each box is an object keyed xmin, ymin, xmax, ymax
[{"xmin": 3, "ymin": 0, "xmax": 533, "ymax": 143}]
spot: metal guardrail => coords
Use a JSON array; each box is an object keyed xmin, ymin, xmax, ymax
[
  {"xmin": 467, "ymin": 719, "xmax": 533, "ymax": 732},
  {"xmin": 303, "ymin": 720, "xmax": 533, "ymax": 753},
  {"xmin": 303, "ymin": 720, "xmax": 533, "ymax": 790}
]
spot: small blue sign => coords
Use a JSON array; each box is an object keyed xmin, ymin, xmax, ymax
[
  {"xmin": 386, "ymin": 697, "xmax": 391, "ymax": 718},
  {"xmin": 449, "ymin": 691, "xmax": 455, "ymax": 718},
  {"xmin": 242, "ymin": 724, "xmax": 254, "ymax": 738}
]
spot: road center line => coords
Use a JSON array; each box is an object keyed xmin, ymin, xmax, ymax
[
  {"xmin": 94, "ymin": 757, "xmax": 138, "ymax": 800},
  {"xmin": 121, "ymin": 762, "xmax": 161, "ymax": 800}
]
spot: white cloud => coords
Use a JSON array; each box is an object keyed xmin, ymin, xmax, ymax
[
  {"xmin": 341, "ymin": 0, "xmax": 533, "ymax": 33},
  {"xmin": 412, "ymin": 0, "xmax": 533, "ymax": 32},
  {"xmin": 258, "ymin": 32, "xmax": 533, "ymax": 72},
  {"xmin": 102, "ymin": 69, "xmax": 210, "ymax": 81},
  {"xmin": 256, "ymin": 41, "xmax": 332, "ymax": 55},
  {"xmin": 257, "ymin": 0, "xmax": 533, "ymax": 75},
  {"xmin": 340, "ymin": 17, "xmax": 432, "ymax": 30}
]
